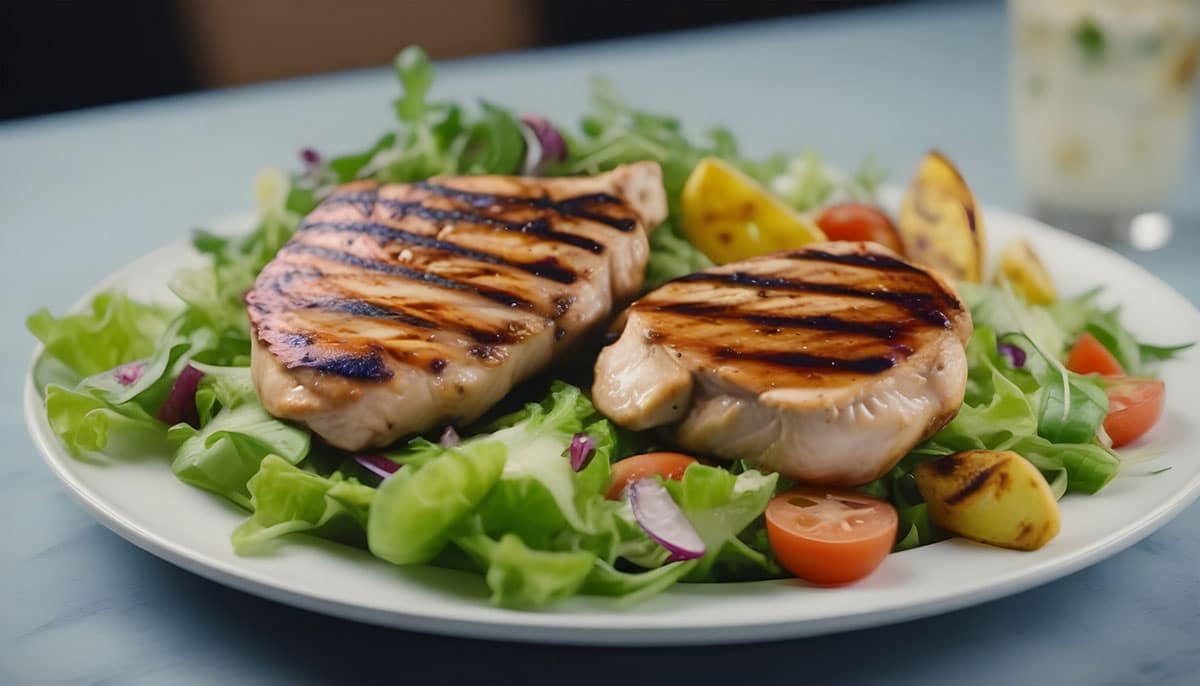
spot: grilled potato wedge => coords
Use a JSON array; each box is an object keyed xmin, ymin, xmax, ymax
[
  {"xmin": 997, "ymin": 238, "xmax": 1057, "ymax": 304},
  {"xmin": 681, "ymin": 157, "xmax": 825, "ymax": 264},
  {"xmin": 914, "ymin": 449, "xmax": 1060, "ymax": 551},
  {"xmin": 898, "ymin": 151, "xmax": 986, "ymax": 282}
]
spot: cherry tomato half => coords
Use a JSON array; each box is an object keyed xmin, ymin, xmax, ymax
[
  {"xmin": 1066, "ymin": 332, "xmax": 1125, "ymax": 376},
  {"xmin": 1103, "ymin": 377, "xmax": 1165, "ymax": 448},
  {"xmin": 765, "ymin": 487, "xmax": 898, "ymax": 585},
  {"xmin": 814, "ymin": 203, "xmax": 905, "ymax": 254},
  {"xmin": 606, "ymin": 452, "xmax": 698, "ymax": 499}
]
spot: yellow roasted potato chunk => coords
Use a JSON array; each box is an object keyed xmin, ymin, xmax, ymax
[
  {"xmin": 914, "ymin": 450, "xmax": 1060, "ymax": 551},
  {"xmin": 997, "ymin": 238, "xmax": 1057, "ymax": 304},
  {"xmin": 681, "ymin": 157, "xmax": 825, "ymax": 265},
  {"xmin": 898, "ymin": 151, "xmax": 986, "ymax": 282}
]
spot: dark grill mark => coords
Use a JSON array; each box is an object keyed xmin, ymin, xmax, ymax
[
  {"xmin": 786, "ymin": 249, "xmax": 927, "ymax": 274},
  {"xmin": 255, "ymin": 271, "xmax": 530, "ymax": 346},
  {"xmin": 308, "ymin": 350, "xmax": 392, "ymax": 381},
  {"xmin": 930, "ymin": 453, "xmax": 962, "ymax": 475},
  {"xmin": 935, "ymin": 151, "xmax": 978, "ymax": 236},
  {"xmin": 651, "ymin": 302, "xmax": 903, "ymax": 340},
  {"xmin": 1017, "ymin": 521, "xmax": 1033, "ymax": 540},
  {"xmin": 412, "ymin": 183, "xmax": 636, "ymax": 232},
  {"xmin": 281, "ymin": 332, "xmax": 314, "ymax": 347},
  {"xmin": 325, "ymin": 192, "xmax": 606, "ymax": 253},
  {"xmin": 323, "ymin": 186, "xmax": 378, "ymax": 215},
  {"xmin": 945, "ymin": 463, "xmax": 1000, "ymax": 505},
  {"xmin": 284, "ymin": 243, "xmax": 533, "ymax": 310},
  {"xmin": 673, "ymin": 271, "xmax": 957, "ymax": 328},
  {"xmin": 712, "ymin": 346, "xmax": 901, "ymax": 374},
  {"xmin": 299, "ymin": 219, "xmax": 578, "ymax": 284},
  {"xmin": 313, "ymin": 297, "xmax": 438, "ymax": 329}
]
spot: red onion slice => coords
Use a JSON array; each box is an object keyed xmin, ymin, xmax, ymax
[
  {"xmin": 439, "ymin": 426, "xmax": 460, "ymax": 448},
  {"xmin": 998, "ymin": 341, "xmax": 1027, "ymax": 368},
  {"xmin": 355, "ymin": 454, "xmax": 400, "ymax": 481},
  {"xmin": 569, "ymin": 433, "xmax": 596, "ymax": 472},
  {"xmin": 519, "ymin": 114, "xmax": 566, "ymax": 175},
  {"xmin": 628, "ymin": 479, "xmax": 706, "ymax": 562},
  {"xmin": 156, "ymin": 364, "xmax": 203, "ymax": 428}
]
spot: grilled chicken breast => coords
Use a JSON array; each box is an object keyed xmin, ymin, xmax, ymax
[
  {"xmin": 248, "ymin": 162, "xmax": 668, "ymax": 451},
  {"xmin": 592, "ymin": 241, "xmax": 971, "ymax": 485}
]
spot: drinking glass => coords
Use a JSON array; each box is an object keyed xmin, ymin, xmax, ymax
[{"xmin": 1009, "ymin": 0, "xmax": 1200, "ymax": 243}]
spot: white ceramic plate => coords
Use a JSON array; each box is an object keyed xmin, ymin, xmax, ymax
[{"xmin": 24, "ymin": 203, "xmax": 1200, "ymax": 646}]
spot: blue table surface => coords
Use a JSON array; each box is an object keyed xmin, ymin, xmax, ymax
[{"xmin": 3, "ymin": 1, "xmax": 1199, "ymax": 684}]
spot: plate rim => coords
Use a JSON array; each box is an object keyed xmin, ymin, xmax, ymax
[{"xmin": 23, "ymin": 204, "xmax": 1200, "ymax": 646}]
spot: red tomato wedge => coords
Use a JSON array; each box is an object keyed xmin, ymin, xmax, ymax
[
  {"xmin": 606, "ymin": 452, "xmax": 698, "ymax": 499},
  {"xmin": 765, "ymin": 487, "xmax": 898, "ymax": 585},
  {"xmin": 1066, "ymin": 332, "xmax": 1125, "ymax": 376},
  {"xmin": 814, "ymin": 203, "xmax": 905, "ymax": 254},
  {"xmin": 1103, "ymin": 377, "xmax": 1165, "ymax": 448}
]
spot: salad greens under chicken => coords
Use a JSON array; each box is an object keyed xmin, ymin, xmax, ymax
[{"xmin": 28, "ymin": 47, "xmax": 1191, "ymax": 609}]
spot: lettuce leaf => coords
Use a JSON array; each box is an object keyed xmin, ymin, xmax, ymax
[
  {"xmin": 367, "ymin": 440, "xmax": 506, "ymax": 565},
  {"xmin": 963, "ymin": 290, "xmax": 1111, "ymax": 449},
  {"xmin": 366, "ymin": 381, "xmax": 696, "ymax": 606},
  {"xmin": 45, "ymin": 384, "xmax": 171, "ymax": 459},
  {"xmin": 454, "ymin": 524, "xmax": 694, "ymax": 608},
  {"xmin": 480, "ymin": 383, "xmax": 615, "ymax": 536},
  {"xmin": 233, "ymin": 455, "xmax": 375, "ymax": 555},
  {"xmin": 580, "ymin": 558, "xmax": 698, "ymax": 603},
  {"xmin": 28, "ymin": 292, "xmax": 173, "ymax": 390},
  {"xmin": 469, "ymin": 532, "xmax": 597, "ymax": 609},
  {"xmin": 40, "ymin": 314, "xmax": 226, "ymax": 459},
  {"xmin": 190, "ymin": 362, "xmax": 260, "ymax": 425},
  {"xmin": 663, "ymin": 464, "xmax": 779, "ymax": 581},
  {"xmin": 167, "ymin": 369, "xmax": 311, "ymax": 509},
  {"xmin": 1004, "ymin": 435, "xmax": 1116, "ymax": 496},
  {"xmin": 1006, "ymin": 332, "xmax": 1110, "ymax": 445}
]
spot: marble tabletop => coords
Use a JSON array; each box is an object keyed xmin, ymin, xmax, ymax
[{"xmin": 2, "ymin": 1, "xmax": 1198, "ymax": 684}]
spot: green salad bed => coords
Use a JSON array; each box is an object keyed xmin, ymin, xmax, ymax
[{"xmin": 28, "ymin": 48, "xmax": 1189, "ymax": 608}]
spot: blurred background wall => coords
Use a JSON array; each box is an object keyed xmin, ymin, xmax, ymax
[{"xmin": 0, "ymin": 0, "xmax": 894, "ymax": 121}]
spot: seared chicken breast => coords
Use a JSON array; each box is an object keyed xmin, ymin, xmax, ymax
[
  {"xmin": 592, "ymin": 241, "xmax": 971, "ymax": 485},
  {"xmin": 248, "ymin": 162, "xmax": 668, "ymax": 451}
]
